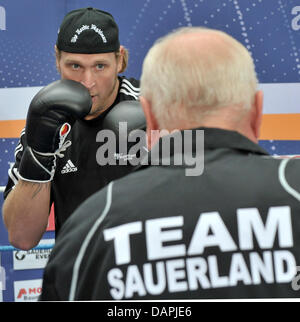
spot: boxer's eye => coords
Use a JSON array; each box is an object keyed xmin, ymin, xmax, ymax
[
  {"xmin": 96, "ymin": 64, "xmax": 105, "ymax": 71},
  {"xmin": 71, "ymin": 64, "xmax": 80, "ymax": 70}
]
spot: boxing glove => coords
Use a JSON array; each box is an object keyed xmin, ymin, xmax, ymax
[
  {"xmin": 99, "ymin": 100, "xmax": 147, "ymax": 165},
  {"xmin": 18, "ymin": 79, "xmax": 92, "ymax": 182},
  {"xmin": 102, "ymin": 100, "xmax": 146, "ymax": 133}
]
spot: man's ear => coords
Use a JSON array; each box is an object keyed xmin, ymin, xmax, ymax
[
  {"xmin": 117, "ymin": 45, "xmax": 125, "ymax": 73},
  {"xmin": 252, "ymin": 90, "xmax": 264, "ymax": 140},
  {"xmin": 54, "ymin": 45, "xmax": 61, "ymax": 73},
  {"xmin": 139, "ymin": 96, "xmax": 160, "ymax": 149}
]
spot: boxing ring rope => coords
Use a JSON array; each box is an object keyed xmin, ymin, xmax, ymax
[
  {"xmin": 0, "ymin": 244, "xmax": 54, "ymax": 252},
  {"xmin": 0, "ymin": 185, "xmax": 55, "ymax": 251}
]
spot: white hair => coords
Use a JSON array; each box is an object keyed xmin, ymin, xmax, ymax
[{"xmin": 140, "ymin": 27, "xmax": 258, "ymax": 128}]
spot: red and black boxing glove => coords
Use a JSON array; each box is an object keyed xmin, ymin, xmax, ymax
[{"xmin": 18, "ymin": 79, "xmax": 92, "ymax": 183}]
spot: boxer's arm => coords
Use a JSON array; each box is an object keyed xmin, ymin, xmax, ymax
[
  {"xmin": 2, "ymin": 80, "xmax": 92, "ymax": 250},
  {"xmin": 2, "ymin": 128, "xmax": 51, "ymax": 249},
  {"xmin": 2, "ymin": 130, "xmax": 50, "ymax": 250},
  {"xmin": 2, "ymin": 181, "xmax": 51, "ymax": 250}
]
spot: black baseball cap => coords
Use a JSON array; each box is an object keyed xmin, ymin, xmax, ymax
[{"xmin": 56, "ymin": 7, "xmax": 120, "ymax": 54}]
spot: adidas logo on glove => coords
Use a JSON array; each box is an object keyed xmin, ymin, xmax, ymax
[{"xmin": 61, "ymin": 160, "xmax": 78, "ymax": 174}]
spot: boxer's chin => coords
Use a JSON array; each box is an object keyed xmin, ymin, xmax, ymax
[{"xmin": 84, "ymin": 102, "xmax": 107, "ymax": 120}]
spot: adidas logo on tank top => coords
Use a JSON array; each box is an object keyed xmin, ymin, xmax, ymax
[{"xmin": 61, "ymin": 160, "xmax": 78, "ymax": 174}]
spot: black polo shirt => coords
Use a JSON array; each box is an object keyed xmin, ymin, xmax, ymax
[{"xmin": 41, "ymin": 128, "xmax": 300, "ymax": 300}]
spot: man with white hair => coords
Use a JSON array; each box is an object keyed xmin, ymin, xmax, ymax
[{"xmin": 41, "ymin": 27, "xmax": 300, "ymax": 300}]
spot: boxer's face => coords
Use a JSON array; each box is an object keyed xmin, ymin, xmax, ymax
[{"xmin": 56, "ymin": 50, "xmax": 123, "ymax": 120}]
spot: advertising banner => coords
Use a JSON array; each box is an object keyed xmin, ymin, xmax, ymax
[{"xmin": 14, "ymin": 279, "xmax": 42, "ymax": 302}]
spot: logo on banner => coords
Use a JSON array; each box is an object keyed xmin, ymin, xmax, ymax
[
  {"xmin": 292, "ymin": 6, "xmax": 300, "ymax": 31},
  {"xmin": 14, "ymin": 279, "xmax": 42, "ymax": 302},
  {"xmin": 13, "ymin": 239, "xmax": 54, "ymax": 270},
  {"xmin": 17, "ymin": 287, "xmax": 42, "ymax": 299},
  {"xmin": 15, "ymin": 251, "xmax": 26, "ymax": 261},
  {"xmin": 0, "ymin": 6, "xmax": 6, "ymax": 31}
]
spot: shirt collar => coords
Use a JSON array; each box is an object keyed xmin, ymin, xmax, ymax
[
  {"xmin": 197, "ymin": 127, "xmax": 268, "ymax": 155},
  {"xmin": 138, "ymin": 127, "xmax": 269, "ymax": 169}
]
